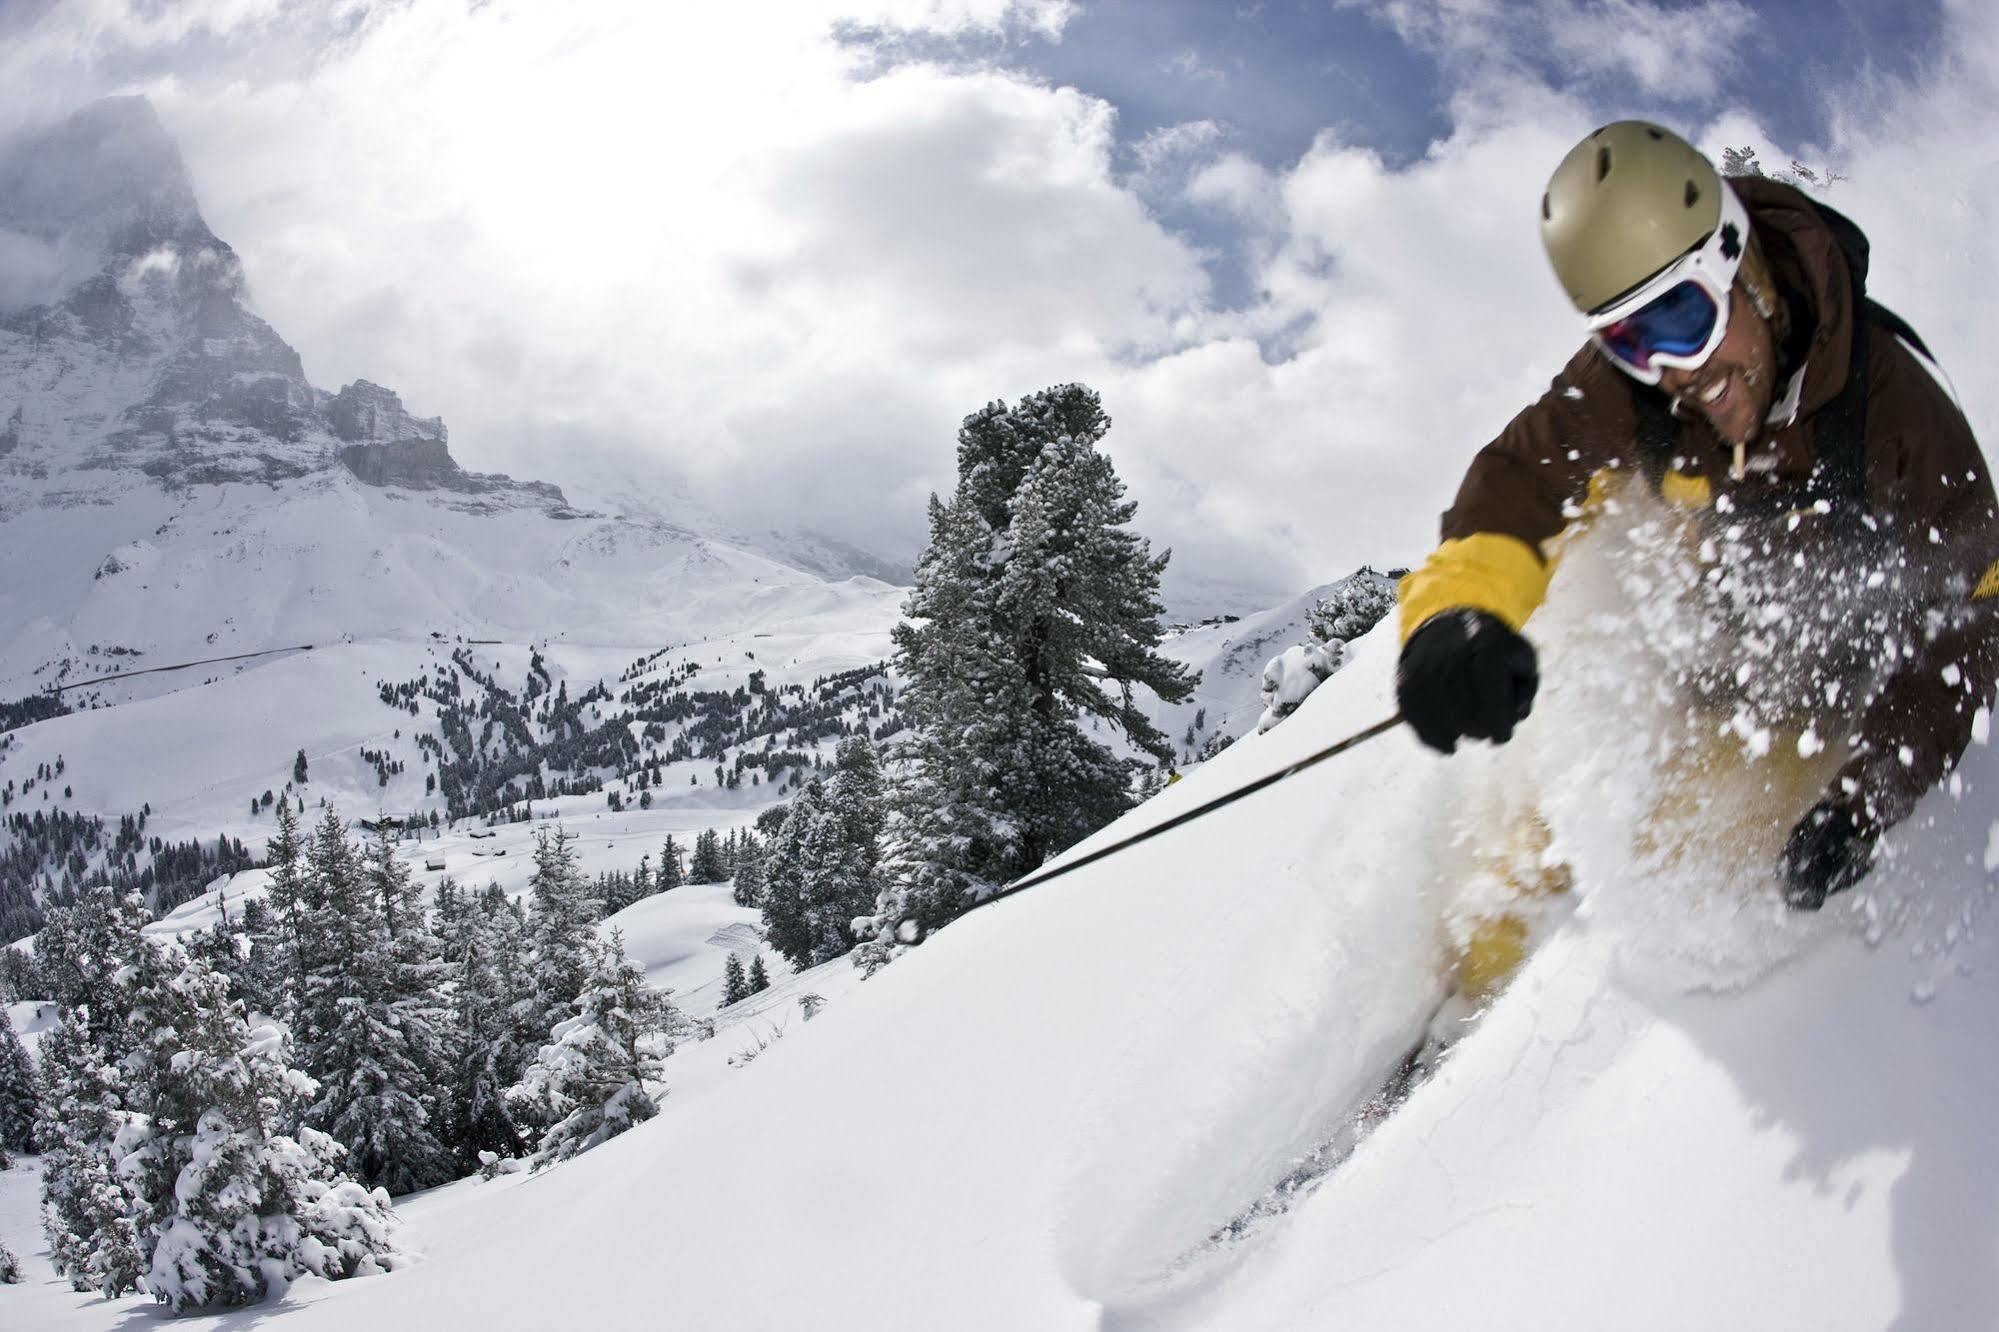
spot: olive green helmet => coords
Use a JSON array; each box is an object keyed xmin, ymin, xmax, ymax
[{"xmin": 1540, "ymin": 121, "xmax": 1733, "ymax": 315}]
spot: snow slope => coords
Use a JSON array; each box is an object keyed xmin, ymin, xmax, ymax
[
  {"xmin": 0, "ymin": 578, "xmax": 902, "ymax": 861},
  {"xmin": 1146, "ymin": 582, "xmax": 1334, "ymax": 763},
  {"xmin": 7, "ymin": 568, "xmax": 1995, "ymax": 1330},
  {"xmin": 12, "ymin": 576, "xmax": 1999, "ymax": 1327}
]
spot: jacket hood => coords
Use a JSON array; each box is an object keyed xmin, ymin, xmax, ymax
[{"xmin": 1732, "ymin": 175, "xmax": 1856, "ymax": 421}]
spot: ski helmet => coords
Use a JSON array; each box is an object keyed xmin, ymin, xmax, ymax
[{"xmin": 1540, "ymin": 121, "xmax": 1738, "ymax": 316}]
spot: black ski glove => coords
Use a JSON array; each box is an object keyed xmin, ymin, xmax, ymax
[
  {"xmin": 1779, "ymin": 802, "xmax": 1878, "ymax": 910},
  {"xmin": 1396, "ymin": 609, "xmax": 1538, "ymax": 754}
]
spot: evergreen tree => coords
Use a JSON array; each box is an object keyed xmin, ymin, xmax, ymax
[
  {"xmin": 447, "ymin": 885, "xmax": 532, "ymax": 1172},
  {"xmin": 657, "ymin": 834, "xmax": 685, "ymax": 890},
  {"xmin": 806, "ymin": 736, "xmax": 886, "ymax": 964},
  {"xmin": 263, "ymin": 801, "xmax": 313, "ymax": 1034},
  {"xmin": 0, "ymin": 948, "xmax": 39, "ymax": 1003},
  {"xmin": 759, "ymin": 740, "xmax": 887, "ymax": 969},
  {"xmin": 688, "ymin": 829, "xmax": 728, "ymax": 884},
  {"xmin": 721, "ymin": 952, "xmax": 747, "ymax": 1007},
  {"xmin": 0, "ymin": 1238, "xmax": 18, "ymax": 1284},
  {"xmin": 117, "ymin": 951, "xmax": 402, "ymax": 1312},
  {"xmin": 747, "ymin": 954, "xmax": 771, "ymax": 995},
  {"xmin": 864, "ymin": 384, "xmax": 1196, "ymax": 948},
  {"xmin": 520, "ymin": 826, "xmax": 600, "ymax": 1039},
  {"xmin": 31, "ymin": 885, "xmax": 152, "ymax": 1049},
  {"xmin": 512, "ymin": 930, "xmax": 676, "ymax": 1167},
  {"xmin": 732, "ymin": 837, "xmax": 766, "ymax": 908},
  {"xmin": 0, "ymin": 1011, "xmax": 39, "ymax": 1155},
  {"xmin": 797, "ymin": 783, "xmax": 871, "ymax": 967},
  {"xmin": 37, "ymin": 1012, "xmax": 146, "ymax": 1297},
  {"xmin": 232, "ymin": 896, "xmax": 286, "ymax": 1018},
  {"xmin": 295, "ymin": 812, "xmax": 454, "ymax": 1196},
  {"xmin": 758, "ymin": 782, "xmax": 824, "ymax": 969},
  {"xmin": 365, "ymin": 824, "xmax": 458, "ymax": 1173},
  {"xmin": 598, "ymin": 870, "xmax": 628, "ymax": 915},
  {"xmin": 293, "ymin": 749, "xmax": 309, "ymax": 784}
]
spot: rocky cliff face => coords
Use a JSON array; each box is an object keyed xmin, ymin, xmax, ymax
[{"xmin": 0, "ymin": 96, "xmax": 567, "ymax": 510}]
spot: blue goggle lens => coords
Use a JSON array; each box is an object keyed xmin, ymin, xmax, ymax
[{"xmin": 1597, "ymin": 280, "xmax": 1720, "ymax": 374}]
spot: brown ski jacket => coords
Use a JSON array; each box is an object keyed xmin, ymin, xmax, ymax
[{"xmin": 1399, "ymin": 176, "xmax": 1999, "ymax": 834}]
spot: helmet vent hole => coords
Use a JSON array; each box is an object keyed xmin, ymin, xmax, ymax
[
  {"xmin": 1646, "ymin": 127, "xmax": 1664, "ymax": 140},
  {"xmin": 1684, "ymin": 179, "xmax": 1700, "ymax": 207},
  {"xmin": 1541, "ymin": 191, "xmax": 1551, "ymax": 221},
  {"xmin": 1596, "ymin": 146, "xmax": 1612, "ymax": 181}
]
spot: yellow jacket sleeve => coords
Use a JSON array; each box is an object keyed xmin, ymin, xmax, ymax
[{"xmin": 1397, "ymin": 532, "xmax": 1552, "ymax": 645}]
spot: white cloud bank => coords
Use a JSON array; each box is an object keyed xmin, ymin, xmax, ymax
[{"xmin": 2, "ymin": 0, "xmax": 1997, "ymax": 608}]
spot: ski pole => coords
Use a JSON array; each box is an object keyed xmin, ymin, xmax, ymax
[{"xmin": 970, "ymin": 711, "xmax": 1406, "ymax": 913}]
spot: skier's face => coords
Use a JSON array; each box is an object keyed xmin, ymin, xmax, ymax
[{"xmin": 1657, "ymin": 285, "xmax": 1776, "ymax": 449}]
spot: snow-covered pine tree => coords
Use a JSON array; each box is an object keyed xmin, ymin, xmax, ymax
[
  {"xmin": 232, "ymin": 896, "xmax": 286, "ymax": 1017},
  {"xmin": 296, "ymin": 811, "xmax": 455, "ymax": 1196},
  {"xmin": 117, "ymin": 950, "xmax": 401, "ymax": 1312},
  {"xmin": 521, "ymin": 825, "xmax": 601, "ymax": 1039},
  {"xmin": 794, "ymin": 734, "xmax": 888, "ymax": 965},
  {"xmin": 747, "ymin": 954, "xmax": 771, "ymax": 995},
  {"xmin": 759, "ymin": 781, "xmax": 825, "ymax": 968},
  {"xmin": 30, "ymin": 885, "xmax": 152, "ymax": 1049},
  {"xmin": 688, "ymin": 829, "xmax": 728, "ymax": 884},
  {"xmin": 0, "ymin": 1238, "xmax": 18, "ymax": 1283},
  {"xmin": 862, "ymin": 384, "xmax": 1197, "ymax": 950},
  {"xmin": 365, "ymin": 823, "xmax": 458, "ymax": 1171},
  {"xmin": 0, "ymin": 1011, "xmax": 36, "ymax": 1155},
  {"xmin": 598, "ymin": 870, "xmax": 632, "ymax": 916},
  {"xmin": 722, "ymin": 952, "xmax": 748, "ymax": 1007},
  {"xmin": 0, "ymin": 947, "xmax": 38, "ymax": 1003},
  {"xmin": 263, "ymin": 800, "xmax": 315, "ymax": 1036},
  {"xmin": 432, "ymin": 875, "xmax": 469, "ymax": 949},
  {"xmin": 512, "ymin": 929, "xmax": 677, "ymax": 1167},
  {"xmin": 732, "ymin": 834, "xmax": 766, "ymax": 908},
  {"xmin": 1306, "ymin": 566, "xmax": 1399, "ymax": 645},
  {"xmin": 447, "ymin": 884, "xmax": 532, "ymax": 1172},
  {"xmin": 37, "ymin": 1012, "xmax": 146, "ymax": 1297},
  {"xmin": 658, "ymin": 834, "xmax": 685, "ymax": 890},
  {"xmin": 797, "ymin": 792, "xmax": 870, "ymax": 968}
]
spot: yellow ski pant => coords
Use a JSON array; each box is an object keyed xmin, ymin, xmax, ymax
[{"xmin": 1453, "ymin": 722, "xmax": 1849, "ymax": 1002}]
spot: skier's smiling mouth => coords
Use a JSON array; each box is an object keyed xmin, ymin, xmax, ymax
[
  {"xmin": 1673, "ymin": 362, "xmax": 1761, "ymax": 446},
  {"xmin": 1686, "ymin": 368, "xmax": 1735, "ymax": 419}
]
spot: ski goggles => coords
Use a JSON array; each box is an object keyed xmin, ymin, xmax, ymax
[{"xmin": 1586, "ymin": 180, "xmax": 1750, "ymax": 386}]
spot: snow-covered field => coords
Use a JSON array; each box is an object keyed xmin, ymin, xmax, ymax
[
  {"xmin": 9, "ymin": 538, "xmax": 1994, "ymax": 1327},
  {"xmin": 0, "ymin": 591, "xmax": 903, "ymax": 856}
]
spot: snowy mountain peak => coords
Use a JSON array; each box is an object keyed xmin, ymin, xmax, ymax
[
  {"xmin": 0, "ymin": 101, "xmax": 907, "ymax": 688},
  {"xmin": 0, "ymin": 98, "xmax": 573, "ymax": 505},
  {"xmin": 0, "ymin": 96, "xmax": 218, "ymax": 311}
]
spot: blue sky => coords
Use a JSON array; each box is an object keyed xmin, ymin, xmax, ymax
[
  {"xmin": 856, "ymin": 0, "xmax": 1948, "ymax": 164},
  {"xmin": 845, "ymin": 0, "xmax": 1952, "ymax": 307}
]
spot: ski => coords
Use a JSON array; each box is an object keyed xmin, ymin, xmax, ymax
[{"xmin": 1199, "ymin": 988, "xmax": 1475, "ymax": 1253}]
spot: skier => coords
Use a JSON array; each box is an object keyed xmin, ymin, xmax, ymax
[{"xmin": 1394, "ymin": 122, "xmax": 1998, "ymax": 996}]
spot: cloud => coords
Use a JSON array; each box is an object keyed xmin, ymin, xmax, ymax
[
  {"xmin": 1544, "ymin": 0, "xmax": 1756, "ymax": 100},
  {"xmin": 1355, "ymin": 0, "xmax": 1757, "ymax": 102},
  {"xmin": 837, "ymin": 0, "xmax": 1077, "ymax": 46},
  {"xmin": 1164, "ymin": 49, "xmax": 1228, "ymax": 87},
  {"xmin": 1134, "ymin": 119, "xmax": 1226, "ymax": 176},
  {"xmin": 0, "ymin": 0, "xmax": 1995, "ymax": 615}
]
